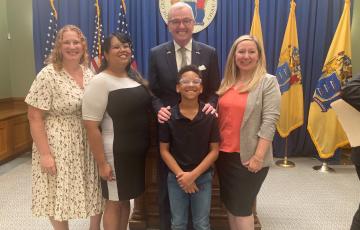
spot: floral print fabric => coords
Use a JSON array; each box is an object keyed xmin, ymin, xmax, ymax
[{"xmin": 25, "ymin": 64, "xmax": 103, "ymax": 221}]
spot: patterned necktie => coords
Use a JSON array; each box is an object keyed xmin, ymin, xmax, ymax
[{"xmin": 179, "ymin": 47, "xmax": 187, "ymax": 69}]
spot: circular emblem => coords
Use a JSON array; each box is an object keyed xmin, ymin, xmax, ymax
[{"xmin": 159, "ymin": 0, "xmax": 218, "ymax": 33}]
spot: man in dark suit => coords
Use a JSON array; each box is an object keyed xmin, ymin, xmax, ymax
[
  {"xmin": 148, "ymin": 2, "xmax": 220, "ymax": 229},
  {"xmin": 149, "ymin": 2, "xmax": 220, "ymax": 122},
  {"xmin": 341, "ymin": 73, "xmax": 360, "ymax": 230}
]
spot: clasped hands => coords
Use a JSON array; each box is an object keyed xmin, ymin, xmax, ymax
[
  {"xmin": 176, "ymin": 171, "xmax": 199, "ymax": 194},
  {"xmin": 243, "ymin": 155, "xmax": 263, "ymax": 173}
]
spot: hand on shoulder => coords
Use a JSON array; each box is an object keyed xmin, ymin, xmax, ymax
[{"xmin": 158, "ymin": 106, "xmax": 171, "ymax": 123}]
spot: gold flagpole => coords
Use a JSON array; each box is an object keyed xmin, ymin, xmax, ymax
[{"xmin": 276, "ymin": 137, "xmax": 295, "ymax": 168}]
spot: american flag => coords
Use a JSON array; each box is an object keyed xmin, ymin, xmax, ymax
[
  {"xmin": 90, "ymin": 0, "xmax": 104, "ymax": 73},
  {"xmin": 116, "ymin": 0, "xmax": 137, "ymax": 68},
  {"xmin": 43, "ymin": 0, "xmax": 58, "ymax": 63}
]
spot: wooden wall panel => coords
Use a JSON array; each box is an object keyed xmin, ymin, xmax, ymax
[
  {"xmin": 11, "ymin": 115, "xmax": 32, "ymax": 154},
  {"xmin": 0, "ymin": 120, "xmax": 11, "ymax": 161},
  {"xmin": 0, "ymin": 98, "xmax": 32, "ymax": 164}
]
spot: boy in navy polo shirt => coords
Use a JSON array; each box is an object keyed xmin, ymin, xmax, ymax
[{"xmin": 159, "ymin": 65, "xmax": 219, "ymax": 230}]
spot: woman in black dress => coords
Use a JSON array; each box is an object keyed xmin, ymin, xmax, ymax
[{"xmin": 82, "ymin": 33, "xmax": 152, "ymax": 230}]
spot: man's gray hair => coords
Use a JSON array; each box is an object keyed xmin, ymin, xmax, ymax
[{"xmin": 168, "ymin": 2, "xmax": 195, "ymax": 21}]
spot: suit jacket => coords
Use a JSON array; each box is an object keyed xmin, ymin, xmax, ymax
[
  {"xmin": 149, "ymin": 40, "xmax": 220, "ymax": 112},
  {"xmin": 239, "ymin": 74, "xmax": 281, "ymax": 167},
  {"xmin": 341, "ymin": 74, "xmax": 360, "ymax": 112}
]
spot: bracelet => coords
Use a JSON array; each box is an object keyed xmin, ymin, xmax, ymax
[{"xmin": 252, "ymin": 155, "xmax": 264, "ymax": 163}]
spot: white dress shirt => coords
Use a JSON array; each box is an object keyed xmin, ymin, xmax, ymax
[{"xmin": 174, "ymin": 39, "xmax": 193, "ymax": 71}]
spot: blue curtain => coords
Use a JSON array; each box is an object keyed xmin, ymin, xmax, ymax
[{"xmin": 33, "ymin": 0, "xmax": 353, "ymax": 158}]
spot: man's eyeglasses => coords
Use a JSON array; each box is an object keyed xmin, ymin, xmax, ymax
[
  {"xmin": 169, "ymin": 18, "xmax": 194, "ymax": 27},
  {"xmin": 179, "ymin": 78, "xmax": 202, "ymax": 86}
]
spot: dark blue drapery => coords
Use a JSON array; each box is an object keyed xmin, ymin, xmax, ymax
[{"xmin": 33, "ymin": 0, "xmax": 352, "ymax": 158}]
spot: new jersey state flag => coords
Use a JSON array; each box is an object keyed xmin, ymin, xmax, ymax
[
  {"xmin": 307, "ymin": 0, "xmax": 352, "ymax": 159},
  {"xmin": 250, "ymin": 0, "xmax": 265, "ymax": 60},
  {"xmin": 275, "ymin": 0, "xmax": 304, "ymax": 138}
]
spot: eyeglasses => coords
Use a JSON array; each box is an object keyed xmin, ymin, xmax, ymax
[
  {"xmin": 168, "ymin": 18, "xmax": 194, "ymax": 27},
  {"xmin": 179, "ymin": 78, "xmax": 202, "ymax": 86}
]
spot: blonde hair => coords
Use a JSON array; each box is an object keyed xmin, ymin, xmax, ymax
[
  {"xmin": 45, "ymin": 25, "xmax": 89, "ymax": 71},
  {"xmin": 217, "ymin": 35, "xmax": 267, "ymax": 95}
]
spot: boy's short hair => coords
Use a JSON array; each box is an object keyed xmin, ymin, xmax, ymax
[{"xmin": 177, "ymin": 65, "xmax": 203, "ymax": 83}]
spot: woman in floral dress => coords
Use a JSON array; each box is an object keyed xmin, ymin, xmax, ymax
[{"xmin": 25, "ymin": 25, "xmax": 103, "ymax": 230}]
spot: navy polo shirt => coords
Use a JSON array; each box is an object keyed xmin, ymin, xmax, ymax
[{"xmin": 159, "ymin": 103, "xmax": 220, "ymax": 172}]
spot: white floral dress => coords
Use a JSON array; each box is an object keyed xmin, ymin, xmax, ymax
[{"xmin": 25, "ymin": 64, "xmax": 103, "ymax": 221}]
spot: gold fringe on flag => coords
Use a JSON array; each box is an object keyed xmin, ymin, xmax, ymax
[
  {"xmin": 95, "ymin": 0, "xmax": 102, "ymax": 65},
  {"xmin": 121, "ymin": 0, "xmax": 127, "ymax": 14},
  {"xmin": 50, "ymin": 0, "xmax": 58, "ymax": 20}
]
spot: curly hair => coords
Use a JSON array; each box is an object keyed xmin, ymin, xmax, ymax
[
  {"xmin": 177, "ymin": 64, "xmax": 203, "ymax": 83},
  {"xmin": 45, "ymin": 25, "xmax": 89, "ymax": 71}
]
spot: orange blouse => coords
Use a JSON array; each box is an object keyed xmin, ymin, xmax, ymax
[{"xmin": 218, "ymin": 87, "xmax": 248, "ymax": 153}]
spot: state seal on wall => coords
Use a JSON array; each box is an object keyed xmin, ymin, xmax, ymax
[{"xmin": 159, "ymin": 0, "xmax": 218, "ymax": 33}]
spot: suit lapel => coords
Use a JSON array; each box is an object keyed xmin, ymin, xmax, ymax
[
  {"xmin": 191, "ymin": 41, "xmax": 201, "ymax": 66},
  {"xmin": 165, "ymin": 42, "xmax": 178, "ymax": 78}
]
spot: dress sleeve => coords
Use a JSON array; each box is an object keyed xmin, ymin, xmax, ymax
[
  {"xmin": 25, "ymin": 66, "xmax": 53, "ymax": 111},
  {"xmin": 82, "ymin": 76, "xmax": 109, "ymax": 121}
]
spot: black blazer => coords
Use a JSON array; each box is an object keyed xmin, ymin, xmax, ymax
[
  {"xmin": 148, "ymin": 40, "xmax": 220, "ymax": 112},
  {"xmin": 341, "ymin": 74, "xmax": 360, "ymax": 112}
]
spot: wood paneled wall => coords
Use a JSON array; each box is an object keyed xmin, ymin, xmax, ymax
[{"xmin": 0, "ymin": 98, "xmax": 32, "ymax": 163}]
